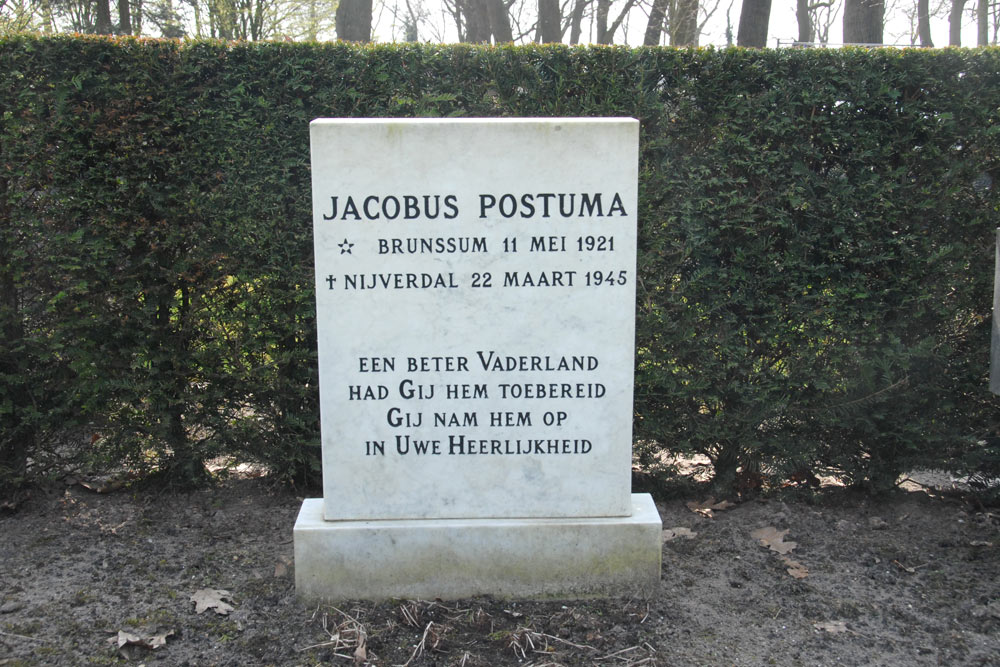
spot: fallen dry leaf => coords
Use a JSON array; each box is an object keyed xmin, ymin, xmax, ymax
[
  {"xmin": 78, "ymin": 476, "xmax": 127, "ymax": 494},
  {"xmin": 686, "ymin": 497, "xmax": 735, "ymax": 518},
  {"xmin": 148, "ymin": 630, "xmax": 176, "ymax": 649},
  {"xmin": 969, "ymin": 541, "xmax": 993, "ymax": 547},
  {"xmin": 191, "ymin": 588, "xmax": 235, "ymax": 615},
  {"xmin": 781, "ymin": 556, "xmax": 809, "ymax": 579},
  {"xmin": 814, "ymin": 621, "xmax": 848, "ymax": 634},
  {"xmin": 663, "ymin": 527, "xmax": 698, "ymax": 541},
  {"xmin": 110, "ymin": 629, "xmax": 175, "ymax": 659},
  {"xmin": 274, "ymin": 555, "xmax": 293, "ymax": 577},
  {"xmin": 353, "ymin": 636, "xmax": 367, "ymax": 664},
  {"xmin": 751, "ymin": 526, "xmax": 798, "ymax": 555},
  {"xmin": 115, "ymin": 631, "xmax": 144, "ymax": 649}
]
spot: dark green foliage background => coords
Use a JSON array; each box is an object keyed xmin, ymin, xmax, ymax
[{"xmin": 2, "ymin": 36, "xmax": 999, "ymax": 492}]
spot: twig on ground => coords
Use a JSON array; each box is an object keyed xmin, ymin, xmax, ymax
[
  {"xmin": 295, "ymin": 639, "xmax": 346, "ymax": 653},
  {"xmin": 330, "ymin": 605, "xmax": 364, "ymax": 625},
  {"xmin": 532, "ymin": 631, "xmax": 596, "ymax": 651},
  {"xmin": 400, "ymin": 620, "xmax": 435, "ymax": 667},
  {"xmin": 299, "ymin": 604, "xmax": 370, "ymax": 659},
  {"xmin": 505, "ymin": 626, "xmax": 598, "ymax": 659},
  {"xmin": 399, "ymin": 602, "xmax": 420, "ymax": 627},
  {"xmin": 428, "ymin": 600, "xmax": 468, "ymax": 615},
  {"xmin": 597, "ymin": 645, "xmax": 640, "ymax": 660}
]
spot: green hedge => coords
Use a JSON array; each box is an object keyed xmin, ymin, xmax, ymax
[{"xmin": 2, "ymin": 36, "xmax": 999, "ymax": 493}]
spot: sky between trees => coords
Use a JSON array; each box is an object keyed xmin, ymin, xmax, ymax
[{"xmin": 0, "ymin": 0, "xmax": 995, "ymax": 50}]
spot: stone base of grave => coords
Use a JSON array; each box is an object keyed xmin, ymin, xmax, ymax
[{"xmin": 294, "ymin": 494, "xmax": 662, "ymax": 601}]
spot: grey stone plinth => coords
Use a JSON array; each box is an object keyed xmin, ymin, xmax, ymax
[{"xmin": 293, "ymin": 494, "xmax": 662, "ymax": 602}]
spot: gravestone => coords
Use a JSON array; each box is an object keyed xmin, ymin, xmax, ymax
[{"xmin": 294, "ymin": 118, "xmax": 663, "ymax": 600}]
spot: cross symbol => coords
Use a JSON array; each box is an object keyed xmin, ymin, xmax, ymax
[{"xmin": 326, "ymin": 275, "xmax": 336, "ymax": 290}]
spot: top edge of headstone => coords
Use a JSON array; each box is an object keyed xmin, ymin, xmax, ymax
[{"xmin": 310, "ymin": 117, "xmax": 637, "ymax": 126}]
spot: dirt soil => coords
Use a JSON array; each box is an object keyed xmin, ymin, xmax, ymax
[{"xmin": 1, "ymin": 477, "xmax": 998, "ymax": 666}]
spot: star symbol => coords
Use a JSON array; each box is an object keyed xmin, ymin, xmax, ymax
[{"xmin": 338, "ymin": 239, "xmax": 354, "ymax": 254}]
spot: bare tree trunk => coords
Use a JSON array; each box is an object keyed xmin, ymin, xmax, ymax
[
  {"xmin": 949, "ymin": 0, "xmax": 966, "ymax": 45},
  {"xmin": 596, "ymin": 0, "xmax": 611, "ymax": 42},
  {"xmin": 644, "ymin": 0, "xmax": 669, "ymax": 45},
  {"xmin": 462, "ymin": 0, "xmax": 491, "ymax": 41},
  {"xmin": 154, "ymin": 286, "xmax": 205, "ymax": 486},
  {"xmin": 539, "ymin": 0, "xmax": 562, "ymax": 42},
  {"xmin": 95, "ymin": 0, "xmax": 113, "ymax": 33},
  {"xmin": 336, "ymin": 0, "xmax": 373, "ymax": 41},
  {"xmin": 444, "ymin": 0, "xmax": 463, "ymax": 40},
  {"xmin": 813, "ymin": 0, "xmax": 836, "ymax": 43},
  {"xmin": 403, "ymin": 0, "xmax": 419, "ymax": 41},
  {"xmin": 486, "ymin": 0, "xmax": 513, "ymax": 41},
  {"xmin": 671, "ymin": 0, "xmax": 700, "ymax": 46},
  {"xmin": 210, "ymin": 0, "xmax": 232, "ymax": 40},
  {"xmin": 133, "ymin": 0, "xmax": 142, "ymax": 35},
  {"xmin": 978, "ymin": 0, "xmax": 989, "ymax": 44},
  {"xmin": 918, "ymin": 0, "xmax": 933, "ymax": 45},
  {"xmin": 595, "ymin": 0, "xmax": 636, "ymax": 44},
  {"xmin": 569, "ymin": 0, "xmax": 588, "ymax": 43},
  {"xmin": 796, "ymin": 0, "xmax": 813, "ymax": 42},
  {"xmin": 117, "ymin": 0, "xmax": 132, "ymax": 34},
  {"xmin": 844, "ymin": 0, "xmax": 884, "ymax": 44},
  {"xmin": 738, "ymin": 0, "xmax": 771, "ymax": 46},
  {"xmin": 725, "ymin": 1, "xmax": 735, "ymax": 44}
]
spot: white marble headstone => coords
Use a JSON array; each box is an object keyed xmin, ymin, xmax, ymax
[{"xmin": 311, "ymin": 118, "xmax": 639, "ymax": 521}]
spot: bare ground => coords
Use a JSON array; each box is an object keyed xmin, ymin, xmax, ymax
[{"xmin": 1, "ymin": 477, "xmax": 998, "ymax": 666}]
